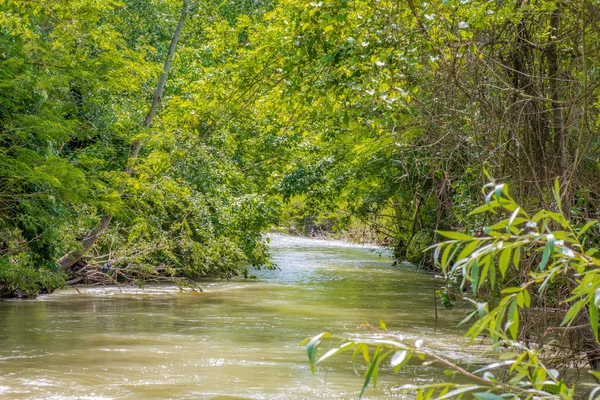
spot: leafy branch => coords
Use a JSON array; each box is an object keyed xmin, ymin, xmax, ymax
[{"xmin": 303, "ymin": 180, "xmax": 599, "ymax": 398}]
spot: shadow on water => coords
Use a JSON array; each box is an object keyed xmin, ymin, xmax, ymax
[{"xmin": 0, "ymin": 235, "xmax": 477, "ymax": 399}]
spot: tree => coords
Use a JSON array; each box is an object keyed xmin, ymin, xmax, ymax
[{"xmin": 57, "ymin": 0, "xmax": 193, "ymax": 271}]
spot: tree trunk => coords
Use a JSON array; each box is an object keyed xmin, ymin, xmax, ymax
[
  {"xmin": 127, "ymin": 0, "xmax": 191, "ymax": 172},
  {"xmin": 547, "ymin": 3, "xmax": 569, "ymax": 214},
  {"xmin": 57, "ymin": 0, "xmax": 191, "ymax": 271},
  {"xmin": 58, "ymin": 215, "xmax": 113, "ymax": 270}
]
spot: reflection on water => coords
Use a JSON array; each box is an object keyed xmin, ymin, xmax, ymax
[{"xmin": 0, "ymin": 235, "xmax": 475, "ymax": 399}]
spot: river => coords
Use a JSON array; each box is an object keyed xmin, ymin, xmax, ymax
[{"xmin": 0, "ymin": 235, "xmax": 475, "ymax": 399}]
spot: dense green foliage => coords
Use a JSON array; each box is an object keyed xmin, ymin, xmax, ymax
[
  {"xmin": 188, "ymin": 0, "xmax": 600, "ymax": 265},
  {"xmin": 0, "ymin": 0, "xmax": 277, "ymax": 297}
]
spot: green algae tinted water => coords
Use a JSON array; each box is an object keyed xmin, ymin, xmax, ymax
[{"xmin": 0, "ymin": 235, "xmax": 475, "ymax": 399}]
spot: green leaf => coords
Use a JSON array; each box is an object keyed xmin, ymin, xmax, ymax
[
  {"xmin": 433, "ymin": 245, "xmax": 442, "ymax": 267},
  {"xmin": 362, "ymin": 344, "xmax": 371, "ymax": 363},
  {"xmin": 458, "ymin": 240, "xmax": 480, "ymax": 261},
  {"xmin": 489, "ymin": 257, "xmax": 496, "ymax": 289},
  {"xmin": 441, "ymin": 243, "xmax": 454, "ymax": 269},
  {"xmin": 553, "ymin": 178, "xmax": 562, "ymax": 211},
  {"xmin": 562, "ymin": 300, "xmax": 586, "ymax": 326},
  {"xmin": 539, "ymin": 265, "xmax": 560, "ymax": 293},
  {"xmin": 494, "ymin": 184, "xmax": 505, "ymax": 201},
  {"xmin": 509, "ymin": 369, "xmax": 529, "ymax": 384},
  {"xmin": 444, "ymin": 369, "xmax": 455, "ymax": 376},
  {"xmin": 379, "ymin": 319, "xmax": 387, "ymax": 331},
  {"xmin": 307, "ymin": 332, "xmax": 331, "ymax": 374},
  {"xmin": 513, "ymin": 247, "xmax": 521, "ymax": 270},
  {"xmin": 501, "ymin": 287, "xmax": 522, "ymax": 294},
  {"xmin": 498, "ymin": 248, "xmax": 511, "ymax": 278},
  {"xmin": 391, "ymin": 350, "xmax": 412, "ymax": 372},
  {"xmin": 468, "ymin": 202, "xmax": 498, "ymax": 216},
  {"xmin": 352, "ymin": 346, "xmax": 362, "ymax": 376},
  {"xmin": 507, "ymin": 299, "xmax": 519, "ymax": 340},
  {"xmin": 492, "ymin": 307, "xmax": 505, "ymax": 342},
  {"xmin": 506, "ymin": 207, "xmax": 520, "ymax": 233},
  {"xmin": 390, "ymin": 350, "xmax": 407, "ymax": 368},
  {"xmin": 317, "ymin": 342, "xmax": 356, "ymax": 364},
  {"xmin": 471, "ymin": 259, "xmax": 479, "ymax": 294},
  {"xmin": 499, "ymin": 352, "xmax": 518, "ymax": 360},
  {"xmin": 498, "ymin": 199, "xmax": 519, "ymax": 212},
  {"xmin": 523, "ymin": 289, "xmax": 531, "ymax": 307},
  {"xmin": 578, "ymin": 220, "xmax": 599, "ymax": 238},
  {"xmin": 517, "ymin": 291, "xmax": 524, "ymax": 307},
  {"xmin": 547, "ymin": 212, "xmax": 570, "ymax": 229},
  {"xmin": 532, "ymin": 210, "xmax": 547, "ymax": 223},
  {"xmin": 436, "ymin": 231, "xmax": 473, "ymax": 241},
  {"xmin": 372, "ymin": 350, "xmax": 393, "ymax": 387},
  {"xmin": 477, "ymin": 302, "xmax": 487, "ymax": 319},
  {"xmin": 459, "ymin": 310, "xmax": 477, "ymax": 326},
  {"xmin": 490, "ymin": 217, "xmax": 527, "ymax": 230},
  {"xmin": 479, "ymin": 260, "xmax": 489, "ymax": 291},
  {"xmin": 540, "ymin": 234, "xmax": 555, "ymax": 271},
  {"xmin": 360, "ymin": 347, "xmax": 381, "ymax": 398},
  {"xmin": 473, "ymin": 360, "xmax": 515, "ymax": 373},
  {"xmin": 482, "ymin": 170, "xmax": 494, "ymax": 183},
  {"xmin": 588, "ymin": 302, "xmax": 598, "ymax": 342},
  {"xmin": 591, "ymin": 294, "xmax": 599, "ymax": 342}
]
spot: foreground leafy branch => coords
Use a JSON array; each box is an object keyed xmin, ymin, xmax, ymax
[
  {"xmin": 304, "ymin": 181, "xmax": 600, "ymax": 398},
  {"xmin": 303, "ymin": 323, "xmax": 573, "ymax": 399}
]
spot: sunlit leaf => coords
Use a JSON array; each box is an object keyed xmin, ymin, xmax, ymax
[
  {"xmin": 579, "ymin": 220, "xmax": 599, "ymax": 238},
  {"xmin": 436, "ymin": 231, "xmax": 474, "ymax": 241},
  {"xmin": 379, "ymin": 319, "xmax": 387, "ymax": 331},
  {"xmin": 498, "ymin": 248, "xmax": 511, "ymax": 278},
  {"xmin": 390, "ymin": 350, "xmax": 407, "ymax": 369},
  {"xmin": 359, "ymin": 347, "xmax": 381, "ymax": 398},
  {"xmin": 307, "ymin": 332, "xmax": 331, "ymax": 374},
  {"xmin": 317, "ymin": 342, "xmax": 356, "ymax": 364}
]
